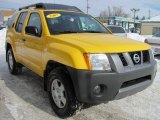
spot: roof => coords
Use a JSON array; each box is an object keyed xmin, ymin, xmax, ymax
[
  {"xmin": 96, "ymin": 16, "xmax": 140, "ymax": 23},
  {"xmin": 0, "ymin": 10, "xmax": 15, "ymax": 17},
  {"xmin": 108, "ymin": 16, "xmax": 141, "ymax": 23},
  {"xmin": 19, "ymin": 3, "xmax": 82, "ymax": 12},
  {"xmin": 142, "ymin": 15, "xmax": 160, "ymax": 23}
]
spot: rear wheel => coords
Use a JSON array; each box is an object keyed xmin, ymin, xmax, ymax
[
  {"xmin": 48, "ymin": 67, "xmax": 82, "ymax": 118},
  {"xmin": 7, "ymin": 48, "xmax": 22, "ymax": 75}
]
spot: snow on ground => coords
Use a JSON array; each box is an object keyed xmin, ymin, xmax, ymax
[
  {"xmin": 0, "ymin": 28, "xmax": 6, "ymax": 53},
  {"xmin": 0, "ymin": 29, "xmax": 160, "ymax": 120}
]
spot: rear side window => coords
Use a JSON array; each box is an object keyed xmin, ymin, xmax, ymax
[
  {"xmin": 7, "ymin": 13, "xmax": 18, "ymax": 28},
  {"xmin": 15, "ymin": 12, "xmax": 28, "ymax": 33}
]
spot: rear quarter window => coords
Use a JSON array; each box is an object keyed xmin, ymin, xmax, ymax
[{"xmin": 7, "ymin": 13, "xmax": 18, "ymax": 28}]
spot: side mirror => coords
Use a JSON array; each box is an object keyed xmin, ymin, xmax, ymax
[{"xmin": 25, "ymin": 26, "xmax": 40, "ymax": 36}]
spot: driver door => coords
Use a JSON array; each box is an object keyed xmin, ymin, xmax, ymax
[{"xmin": 21, "ymin": 12, "xmax": 44, "ymax": 76}]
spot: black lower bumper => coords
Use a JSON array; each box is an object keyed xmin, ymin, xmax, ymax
[{"xmin": 67, "ymin": 61, "xmax": 157, "ymax": 104}]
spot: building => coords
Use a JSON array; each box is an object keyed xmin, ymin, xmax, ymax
[
  {"xmin": 141, "ymin": 15, "xmax": 160, "ymax": 35},
  {"xmin": 96, "ymin": 16, "xmax": 140, "ymax": 32},
  {"xmin": 0, "ymin": 10, "xmax": 15, "ymax": 25}
]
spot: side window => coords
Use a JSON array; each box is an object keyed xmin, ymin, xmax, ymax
[
  {"xmin": 7, "ymin": 13, "xmax": 18, "ymax": 28},
  {"xmin": 152, "ymin": 27, "xmax": 160, "ymax": 35},
  {"xmin": 27, "ymin": 13, "xmax": 42, "ymax": 35},
  {"xmin": 15, "ymin": 12, "xmax": 28, "ymax": 33}
]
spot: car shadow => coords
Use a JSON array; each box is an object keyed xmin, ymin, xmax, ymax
[{"xmin": 0, "ymin": 54, "xmax": 58, "ymax": 117}]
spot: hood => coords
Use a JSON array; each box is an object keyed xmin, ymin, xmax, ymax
[
  {"xmin": 49, "ymin": 33, "xmax": 150, "ymax": 53},
  {"xmin": 113, "ymin": 33, "xmax": 126, "ymax": 37}
]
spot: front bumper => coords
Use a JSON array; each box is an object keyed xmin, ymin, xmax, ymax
[{"xmin": 67, "ymin": 51, "xmax": 157, "ymax": 104}]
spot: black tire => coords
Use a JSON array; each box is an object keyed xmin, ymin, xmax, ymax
[
  {"xmin": 7, "ymin": 48, "xmax": 22, "ymax": 75},
  {"xmin": 48, "ymin": 67, "xmax": 82, "ymax": 118}
]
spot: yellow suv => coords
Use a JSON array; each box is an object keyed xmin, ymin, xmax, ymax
[{"xmin": 6, "ymin": 3, "xmax": 157, "ymax": 118}]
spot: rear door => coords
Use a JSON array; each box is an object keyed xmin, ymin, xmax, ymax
[{"xmin": 14, "ymin": 12, "xmax": 28, "ymax": 62}]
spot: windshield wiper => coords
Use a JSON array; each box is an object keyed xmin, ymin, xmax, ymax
[
  {"xmin": 54, "ymin": 30, "xmax": 106, "ymax": 34},
  {"xmin": 55, "ymin": 31, "xmax": 79, "ymax": 34},
  {"xmin": 80, "ymin": 31, "xmax": 105, "ymax": 33}
]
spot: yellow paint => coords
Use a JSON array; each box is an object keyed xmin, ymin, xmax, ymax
[
  {"xmin": 6, "ymin": 9, "xmax": 151, "ymax": 77},
  {"xmin": 46, "ymin": 13, "xmax": 61, "ymax": 18}
]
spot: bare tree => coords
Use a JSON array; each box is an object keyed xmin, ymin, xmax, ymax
[
  {"xmin": 100, "ymin": 6, "xmax": 130, "ymax": 18},
  {"xmin": 141, "ymin": 16, "xmax": 146, "ymax": 20}
]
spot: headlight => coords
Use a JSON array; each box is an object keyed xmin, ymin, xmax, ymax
[{"xmin": 84, "ymin": 54, "xmax": 111, "ymax": 71}]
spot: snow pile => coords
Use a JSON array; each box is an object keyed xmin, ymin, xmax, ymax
[
  {"xmin": 0, "ymin": 28, "xmax": 6, "ymax": 54},
  {"xmin": 127, "ymin": 33, "xmax": 146, "ymax": 42}
]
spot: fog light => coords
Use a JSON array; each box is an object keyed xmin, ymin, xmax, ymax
[{"xmin": 93, "ymin": 85, "xmax": 101, "ymax": 94}]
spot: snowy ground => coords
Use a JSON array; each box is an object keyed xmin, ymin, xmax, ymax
[{"xmin": 0, "ymin": 28, "xmax": 160, "ymax": 120}]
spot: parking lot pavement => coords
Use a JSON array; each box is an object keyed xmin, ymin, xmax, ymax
[{"xmin": 0, "ymin": 56, "xmax": 159, "ymax": 120}]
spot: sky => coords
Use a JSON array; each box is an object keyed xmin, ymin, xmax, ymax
[{"xmin": 0, "ymin": 0, "xmax": 160, "ymax": 18}]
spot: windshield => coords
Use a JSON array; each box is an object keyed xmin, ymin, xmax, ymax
[
  {"xmin": 107, "ymin": 26, "xmax": 125, "ymax": 33},
  {"xmin": 44, "ymin": 11, "xmax": 109, "ymax": 34},
  {"xmin": 153, "ymin": 32, "xmax": 160, "ymax": 37}
]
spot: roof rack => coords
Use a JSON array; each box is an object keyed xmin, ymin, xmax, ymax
[{"xmin": 19, "ymin": 3, "xmax": 82, "ymax": 12}]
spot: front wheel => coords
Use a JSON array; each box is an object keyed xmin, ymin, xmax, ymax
[
  {"xmin": 48, "ymin": 67, "xmax": 82, "ymax": 118},
  {"xmin": 7, "ymin": 48, "xmax": 22, "ymax": 75}
]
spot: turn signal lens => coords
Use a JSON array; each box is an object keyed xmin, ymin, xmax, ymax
[{"xmin": 84, "ymin": 53, "xmax": 92, "ymax": 70}]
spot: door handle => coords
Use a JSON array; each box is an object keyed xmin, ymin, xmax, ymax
[{"xmin": 22, "ymin": 39, "xmax": 26, "ymax": 42}]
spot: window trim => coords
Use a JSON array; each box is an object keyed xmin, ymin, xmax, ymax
[{"xmin": 26, "ymin": 12, "xmax": 42, "ymax": 37}]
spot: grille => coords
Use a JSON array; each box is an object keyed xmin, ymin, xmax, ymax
[
  {"xmin": 119, "ymin": 50, "xmax": 150, "ymax": 67},
  {"xmin": 118, "ymin": 53, "xmax": 128, "ymax": 66},
  {"xmin": 129, "ymin": 51, "xmax": 142, "ymax": 65},
  {"xmin": 143, "ymin": 50, "xmax": 150, "ymax": 63}
]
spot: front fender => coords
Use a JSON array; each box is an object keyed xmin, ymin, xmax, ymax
[{"xmin": 44, "ymin": 42, "xmax": 88, "ymax": 70}]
